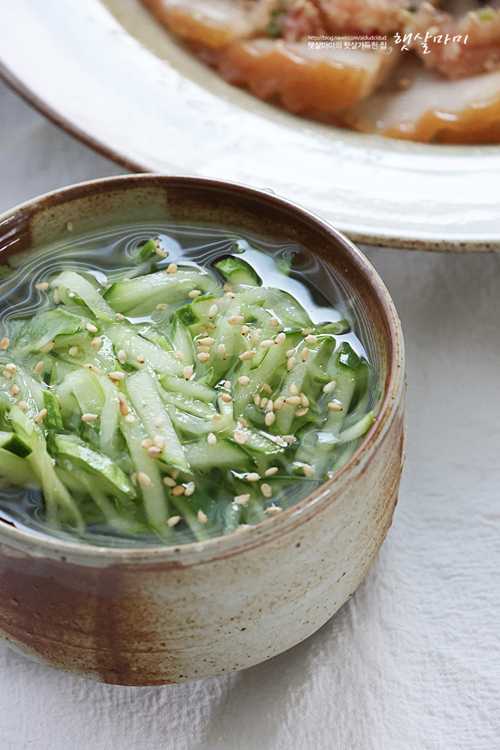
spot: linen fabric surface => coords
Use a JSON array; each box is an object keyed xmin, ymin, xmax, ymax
[{"xmin": 0, "ymin": 79, "xmax": 499, "ymax": 750}]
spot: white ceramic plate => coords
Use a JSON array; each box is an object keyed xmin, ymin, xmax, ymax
[{"xmin": 1, "ymin": 0, "xmax": 500, "ymax": 251}]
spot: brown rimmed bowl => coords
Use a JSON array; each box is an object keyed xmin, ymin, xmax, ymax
[{"xmin": 0, "ymin": 175, "xmax": 405, "ymax": 685}]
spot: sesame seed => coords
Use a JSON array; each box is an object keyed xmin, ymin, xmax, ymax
[
  {"xmin": 262, "ymin": 383, "xmax": 272, "ymax": 394},
  {"xmin": 81, "ymin": 413, "xmax": 98, "ymax": 423},
  {"xmin": 223, "ymin": 292, "xmax": 236, "ymax": 300},
  {"xmin": 92, "ymin": 337, "xmax": 103, "ymax": 348},
  {"xmin": 301, "ymin": 348, "xmax": 309, "ymax": 362},
  {"xmin": 153, "ymin": 436, "xmax": 164, "ymax": 449},
  {"xmin": 167, "ymin": 515, "xmax": 181, "ymax": 527},
  {"xmin": 198, "ymin": 326, "xmax": 208, "ymax": 336},
  {"xmin": 289, "ymin": 383, "xmax": 298, "ymax": 396},
  {"xmin": 171, "ymin": 468, "xmax": 179, "ymax": 480},
  {"xmin": 223, "ymin": 283, "xmax": 232, "ymax": 292},
  {"xmin": 116, "ymin": 313, "xmax": 126, "ymax": 320},
  {"xmin": 274, "ymin": 396, "xmax": 284, "ymax": 410},
  {"xmin": 275, "ymin": 332, "xmax": 286, "ymax": 344},
  {"xmin": 51, "ymin": 458, "xmax": 56, "ymax": 467},
  {"xmin": 199, "ymin": 337, "xmax": 215, "ymax": 346},
  {"xmin": 287, "ymin": 357, "xmax": 296, "ymax": 372},
  {"xmin": 40, "ymin": 341, "xmax": 55, "ymax": 354},
  {"xmin": 108, "ymin": 371, "xmax": 125, "ymax": 381},
  {"xmin": 266, "ymin": 505, "xmax": 282, "ymax": 515},
  {"xmin": 261, "ymin": 483, "xmax": 273, "ymax": 498},
  {"xmin": 136, "ymin": 354, "xmax": 146, "ymax": 364},
  {"xmin": 260, "ymin": 339, "xmax": 274, "ymax": 349},
  {"xmin": 155, "ymin": 247, "xmax": 168, "ymax": 258},
  {"xmin": 260, "ymin": 397, "xmax": 269, "ymax": 408},
  {"xmin": 11, "ymin": 384, "xmax": 20, "ymax": 396},
  {"xmin": 254, "ymin": 395, "xmax": 261, "ymax": 406},
  {"xmin": 275, "ymin": 436, "xmax": 287, "ymax": 447},
  {"xmin": 188, "ymin": 290, "xmax": 202, "ymax": 299},
  {"xmin": 53, "ymin": 289, "xmax": 61, "ymax": 305},
  {"xmin": 148, "ymin": 446, "xmax": 162, "ymax": 458},
  {"xmin": 137, "ymin": 472, "xmax": 152, "ymax": 486},
  {"xmin": 2, "ymin": 370, "xmax": 12, "ymax": 381},
  {"xmin": 234, "ymin": 494, "xmax": 251, "ymax": 506},
  {"xmin": 265, "ymin": 467, "xmax": 279, "ymax": 477},
  {"xmin": 197, "ymin": 352, "xmax": 210, "ymax": 363},
  {"xmin": 269, "ymin": 317, "xmax": 280, "ymax": 327},
  {"xmin": 220, "ymin": 393, "xmax": 232, "ymax": 403},
  {"xmin": 295, "ymin": 407, "xmax": 309, "ymax": 417},
  {"xmin": 235, "ymin": 524, "xmax": 252, "ymax": 534},
  {"xmin": 245, "ymin": 473, "xmax": 260, "ymax": 482},
  {"xmin": 142, "ymin": 439, "xmax": 153, "ymax": 449},
  {"xmin": 327, "ymin": 402, "xmax": 343, "ymax": 412},
  {"xmin": 34, "ymin": 361, "xmax": 44, "ymax": 375},
  {"xmin": 197, "ymin": 346, "xmax": 210, "ymax": 354},
  {"xmin": 228, "ymin": 315, "xmax": 245, "ymax": 325},
  {"xmin": 166, "ymin": 263, "xmax": 178, "ymax": 274},
  {"xmin": 34, "ymin": 408, "xmax": 48, "ymax": 424},
  {"xmin": 234, "ymin": 430, "xmax": 248, "ymax": 445},
  {"xmin": 185, "ymin": 482, "xmax": 195, "ymax": 497},
  {"xmin": 124, "ymin": 414, "xmax": 136, "ymax": 424},
  {"xmin": 286, "ymin": 348, "xmax": 296, "ymax": 359},
  {"xmin": 237, "ymin": 417, "xmax": 249, "ymax": 429},
  {"xmin": 218, "ymin": 344, "xmax": 227, "ymax": 360},
  {"xmin": 198, "ymin": 510, "xmax": 208, "ymax": 524},
  {"xmin": 241, "ymin": 325, "xmax": 250, "ymax": 335},
  {"xmin": 283, "ymin": 435, "xmax": 297, "ymax": 444},
  {"xmin": 117, "ymin": 350, "xmax": 127, "ymax": 364},
  {"xmin": 5, "ymin": 363, "xmax": 17, "ymax": 373},
  {"xmin": 238, "ymin": 375, "xmax": 250, "ymax": 387},
  {"xmin": 323, "ymin": 380, "xmax": 337, "ymax": 393},
  {"xmin": 301, "ymin": 393, "xmax": 309, "ymax": 407},
  {"xmin": 302, "ymin": 328, "xmax": 313, "ymax": 335},
  {"xmin": 35, "ymin": 282, "xmax": 50, "ymax": 291},
  {"xmin": 206, "ymin": 322, "xmax": 216, "ymax": 330},
  {"xmin": 183, "ymin": 365, "xmax": 193, "ymax": 380},
  {"xmin": 207, "ymin": 432, "xmax": 217, "ymax": 445},
  {"xmin": 155, "ymin": 416, "xmax": 164, "ymax": 428},
  {"xmin": 304, "ymin": 334, "xmax": 318, "ymax": 344},
  {"xmin": 208, "ymin": 304, "xmax": 218, "ymax": 319},
  {"xmin": 84, "ymin": 364, "xmax": 103, "ymax": 376},
  {"xmin": 156, "ymin": 303, "xmax": 168, "ymax": 311},
  {"xmin": 67, "ymin": 221, "xmax": 74, "ymax": 232},
  {"xmin": 285, "ymin": 396, "xmax": 301, "ymax": 405},
  {"xmin": 0, "ymin": 337, "xmax": 10, "ymax": 351},
  {"xmin": 303, "ymin": 463, "xmax": 315, "ymax": 476},
  {"xmin": 250, "ymin": 330, "xmax": 261, "ymax": 344},
  {"xmin": 69, "ymin": 346, "xmax": 79, "ymax": 357},
  {"xmin": 265, "ymin": 412, "xmax": 276, "ymax": 427},
  {"xmin": 17, "ymin": 401, "xmax": 28, "ymax": 411},
  {"xmin": 212, "ymin": 413, "xmax": 223, "ymax": 421},
  {"xmin": 266, "ymin": 400, "xmax": 274, "ymax": 412},
  {"xmin": 163, "ymin": 476, "xmax": 176, "ymax": 487},
  {"xmin": 86, "ymin": 323, "xmax": 98, "ymax": 333},
  {"xmin": 224, "ymin": 380, "xmax": 232, "ymax": 389},
  {"xmin": 239, "ymin": 351, "xmax": 255, "ymax": 361}
]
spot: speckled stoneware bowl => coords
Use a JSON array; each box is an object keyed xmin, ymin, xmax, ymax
[{"xmin": 0, "ymin": 175, "xmax": 405, "ymax": 686}]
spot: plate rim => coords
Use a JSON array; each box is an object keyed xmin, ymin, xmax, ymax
[{"xmin": 1, "ymin": 0, "xmax": 500, "ymax": 254}]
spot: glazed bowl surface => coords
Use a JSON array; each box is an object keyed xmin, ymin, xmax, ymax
[{"xmin": 0, "ymin": 175, "xmax": 405, "ymax": 685}]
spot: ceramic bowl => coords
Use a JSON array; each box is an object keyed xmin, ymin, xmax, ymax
[{"xmin": 0, "ymin": 175, "xmax": 405, "ymax": 685}]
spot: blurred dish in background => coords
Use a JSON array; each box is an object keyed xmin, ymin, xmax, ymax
[
  {"xmin": 1, "ymin": 0, "xmax": 500, "ymax": 251},
  {"xmin": 140, "ymin": 0, "xmax": 500, "ymax": 143}
]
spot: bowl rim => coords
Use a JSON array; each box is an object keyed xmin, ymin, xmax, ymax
[{"xmin": 0, "ymin": 174, "xmax": 405, "ymax": 562}]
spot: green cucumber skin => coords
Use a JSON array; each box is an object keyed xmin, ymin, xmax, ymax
[{"xmin": 0, "ymin": 243, "xmax": 376, "ymax": 544}]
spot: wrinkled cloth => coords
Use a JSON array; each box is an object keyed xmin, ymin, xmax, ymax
[{"xmin": 0, "ymin": 78, "xmax": 499, "ymax": 750}]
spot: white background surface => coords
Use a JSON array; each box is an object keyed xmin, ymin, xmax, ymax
[{"xmin": 1, "ymin": 78, "xmax": 499, "ymax": 750}]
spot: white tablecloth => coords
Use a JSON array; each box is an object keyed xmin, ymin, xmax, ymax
[{"xmin": 1, "ymin": 78, "xmax": 499, "ymax": 750}]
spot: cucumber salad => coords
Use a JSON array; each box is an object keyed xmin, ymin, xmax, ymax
[{"xmin": 0, "ymin": 230, "xmax": 377, "ymax": 546}]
